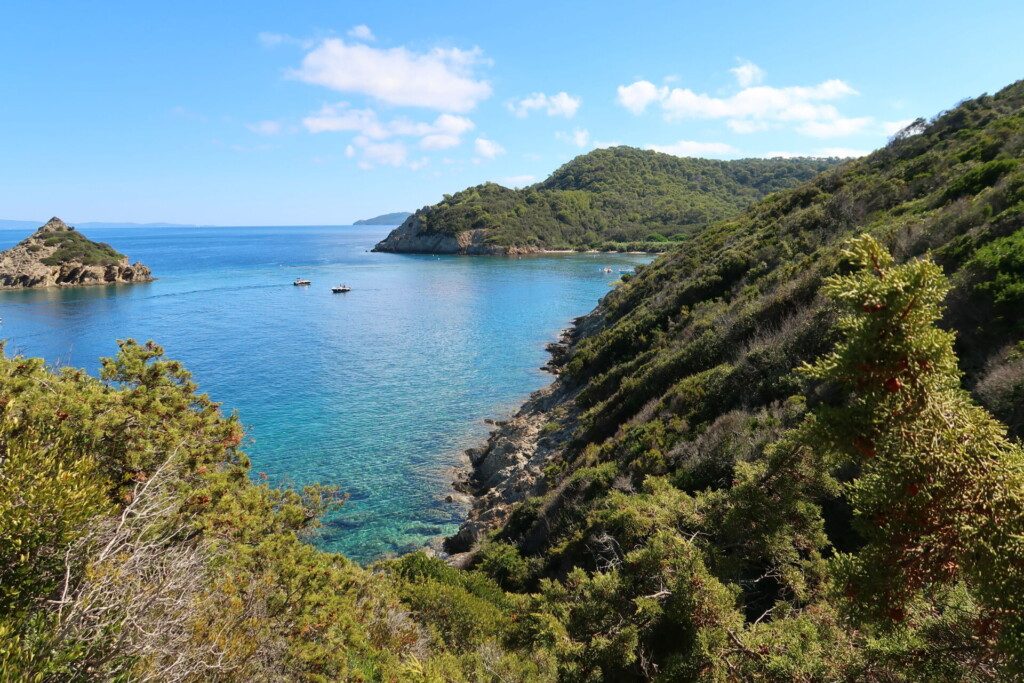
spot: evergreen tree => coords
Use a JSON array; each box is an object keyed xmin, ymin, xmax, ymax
[{"xmin": 802, "ymin": 235, "xmax": 1024, "ymax": 668}]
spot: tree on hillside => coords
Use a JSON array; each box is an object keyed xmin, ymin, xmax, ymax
[{"xmin": 801, "ymin": 235, "xmax": 1024, "ymax": 670}]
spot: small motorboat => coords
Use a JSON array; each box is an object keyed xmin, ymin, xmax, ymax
[
  {"xmin": 331, "ymin": 284, "xmax": 352, "ymax": 293},
  {"xmin": 602, "ymin": 267, "xmax": 613, "ymax": 273},
  {"xmin": 293, "ymin": 278, "xmax": 312, "ymax": 286}
]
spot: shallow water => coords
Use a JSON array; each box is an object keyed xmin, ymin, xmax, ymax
[{"xmin": 0, "ymin": 225, "xmax": 650, "ymax": 561}]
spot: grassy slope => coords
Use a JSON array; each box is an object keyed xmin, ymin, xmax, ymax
[{"xmin": 409, "ymin": 148, "xmax": 837, "ymax": 251}]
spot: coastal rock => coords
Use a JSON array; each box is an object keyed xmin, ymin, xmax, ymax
[
  {"xmin": 444, "ymin": 307, "xmax": 609, "ymax": 557},
  {"xmin": 0, "ymin": 217, "xmax": 153, "ymax": 289},
  {"xmin": 445, "ymin": 381, "xmax": 577, "ymax": 554},
  {"xmin": 372, "ymin": 215, "xmax": 537, "ymax": 256}
]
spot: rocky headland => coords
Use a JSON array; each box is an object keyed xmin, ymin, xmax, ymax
[
  {"xmin": 372, "ymin": 215, "xmax": 538, "ymax": 255},
  {"xmin": 0, "ymin": 217, "xmax": 153, "ymax": 289}
]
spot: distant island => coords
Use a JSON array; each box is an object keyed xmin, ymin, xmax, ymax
[
  {"xmin": 353, "ymin": 212, "xmax": 412, "ymax": 225},
  {"xmin": 373, "ymin": 147, "xmax": 840, "ymax": 255},
  {"xmin": 0, "ymin": 217, "xmax": 153, "ymax": 289}
]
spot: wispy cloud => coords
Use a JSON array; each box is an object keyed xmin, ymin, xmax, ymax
[
  {"xmin": 347, "ymin": 24, "xmax": 375, "ymax": 41},
  {"xmin": 246, "ymin": 120, "xmax": 283, "ymax": 136},
  {"xmin": 303, "ymin": 104, "xmax": 475, "ymax": 149},
  {"xmin": 556, "ymin": 128, "xmax": 590, "ymax": 147},
  {"xmin": 258, "ymin": 32, "xmax": 314, "ymax": 49},
  {"xmin": 290, "ymin": 38, "xmax": 492, "ymax": 112},
  {"xmin": 508, "ymin": 91, "xmax": 581, "ymax": 118}
]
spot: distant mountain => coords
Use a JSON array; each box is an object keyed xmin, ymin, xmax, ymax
[
  {"xmin": 373, "ymin": 147, "xmax": 840, "ymax": 255},
  {"xmin": 353, "ymin": 212, "xmax": 412, "ymax": 225}
]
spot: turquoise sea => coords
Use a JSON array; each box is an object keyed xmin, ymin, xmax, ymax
[{"xmin": 0, "ymin": 225, "xmax": 650, "ymax": 562}]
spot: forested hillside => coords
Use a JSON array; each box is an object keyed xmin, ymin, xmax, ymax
[
  {"xmin": 375, "ymin": 149, "xmax": 837, "ymax": 253},
  {"xmin": 460, "ymin": 78, "xmax": 1024, "ymax": 678},
  {"xmin": 3, "ymin": 81, "xmax": 1024, "ymax": 681}
]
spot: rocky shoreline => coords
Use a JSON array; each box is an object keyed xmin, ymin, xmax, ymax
[
  {"xmin": 440, "ymin": 308, "xmax": 607, "ymax": 566},
  {"xmin": 0, "ymin": 217, "xmax": 153, "ymax": 289},
  {"xmin": 372, "ymin": 216, "xmax": 539, "ymax": 256}
]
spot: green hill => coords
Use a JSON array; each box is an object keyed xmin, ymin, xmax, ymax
[
  {"xmin": 3, "ymin": 81, "xmax": 1024, "ymax": 680},
  {"xmin": 373, "ymin": 148, "xmax": 838, "ymax": 254}
]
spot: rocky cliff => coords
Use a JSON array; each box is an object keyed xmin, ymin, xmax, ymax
[{"xmin": 0, "ymin": 217, "xmax": 153, "ymax": 289}]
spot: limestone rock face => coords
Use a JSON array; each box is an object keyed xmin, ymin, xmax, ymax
[
  {"xmin": 372, "ymin": 215, "xmax": 536, "ymax": 256},
  {"xmin": 0, "ymin": 217, "xmax": 153, "ymax": 289}
]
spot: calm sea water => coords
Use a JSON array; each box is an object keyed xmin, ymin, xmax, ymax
[{"xmin": 0, "ymin": 225, "xmax": 650, "ymax": 562}]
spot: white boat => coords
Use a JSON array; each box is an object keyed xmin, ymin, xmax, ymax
[
  {"xmin": 332, "ymin": 284, "xmax": 352, "ymax": 293},
  {"xmin": 293, "ymin": 278, "xmax": 311, "ymax": 286}
]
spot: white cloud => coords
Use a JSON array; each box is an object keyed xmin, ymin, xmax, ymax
[
  {"xmin": 345, "ymin": 144, "xmax": 356, "ymax": 158},
  {"xmin": 730, "ymin": 60, "xmax": 765, "ymax": 88},
  {"xmin": 418, "ymin": 113, "xmax": 475, "ymax": 149},
  {"xmin": 347, "ymin": 24, "xmax": 375, "ymax": 41},
  {"xmin": 618, "ymin": 72, "xmax": 869, "ymax": 139},
  {"xmin": 501, "ymin": 174, "xmax": 536, "ymax": 187},
  {"xmin": 881, "ymin": 118, "xmax": 915, "ymax": 136},
  {"xmin": 657, "ymin": 80, "xmax": 857, "ymax": 121},
  {"xmin": 556, "ymin": 128, "xmax": 590, "ymax": 148},
  {"xmin": 303, "ymin": 104, "xmax": 475, "ymax": 150},
  {"xmin": 290, "ymin": 38, "xmax": 492, "ymax": 112},
  {"xmin": 508, "ymin": 91, "xmax": 581, "ymax": 118},
  {"xmin": 616, "ymin": 80, "xmax": 666, "ymax": 115},
  {"xmin": 645, "ymin": 140, "xmax": 737, "ymax": 157},
  {"xmin": 474, "ymin": 137, "xmax": 505, "ymax": 159},
  {"xmin": 246, "ymin": 120, "xmax": 283, "ymax": 136}
]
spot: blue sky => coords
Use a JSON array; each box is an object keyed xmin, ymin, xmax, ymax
[{"xmin": 2, "ymin": 1, "xmax": 1022, "ymax": 225}]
